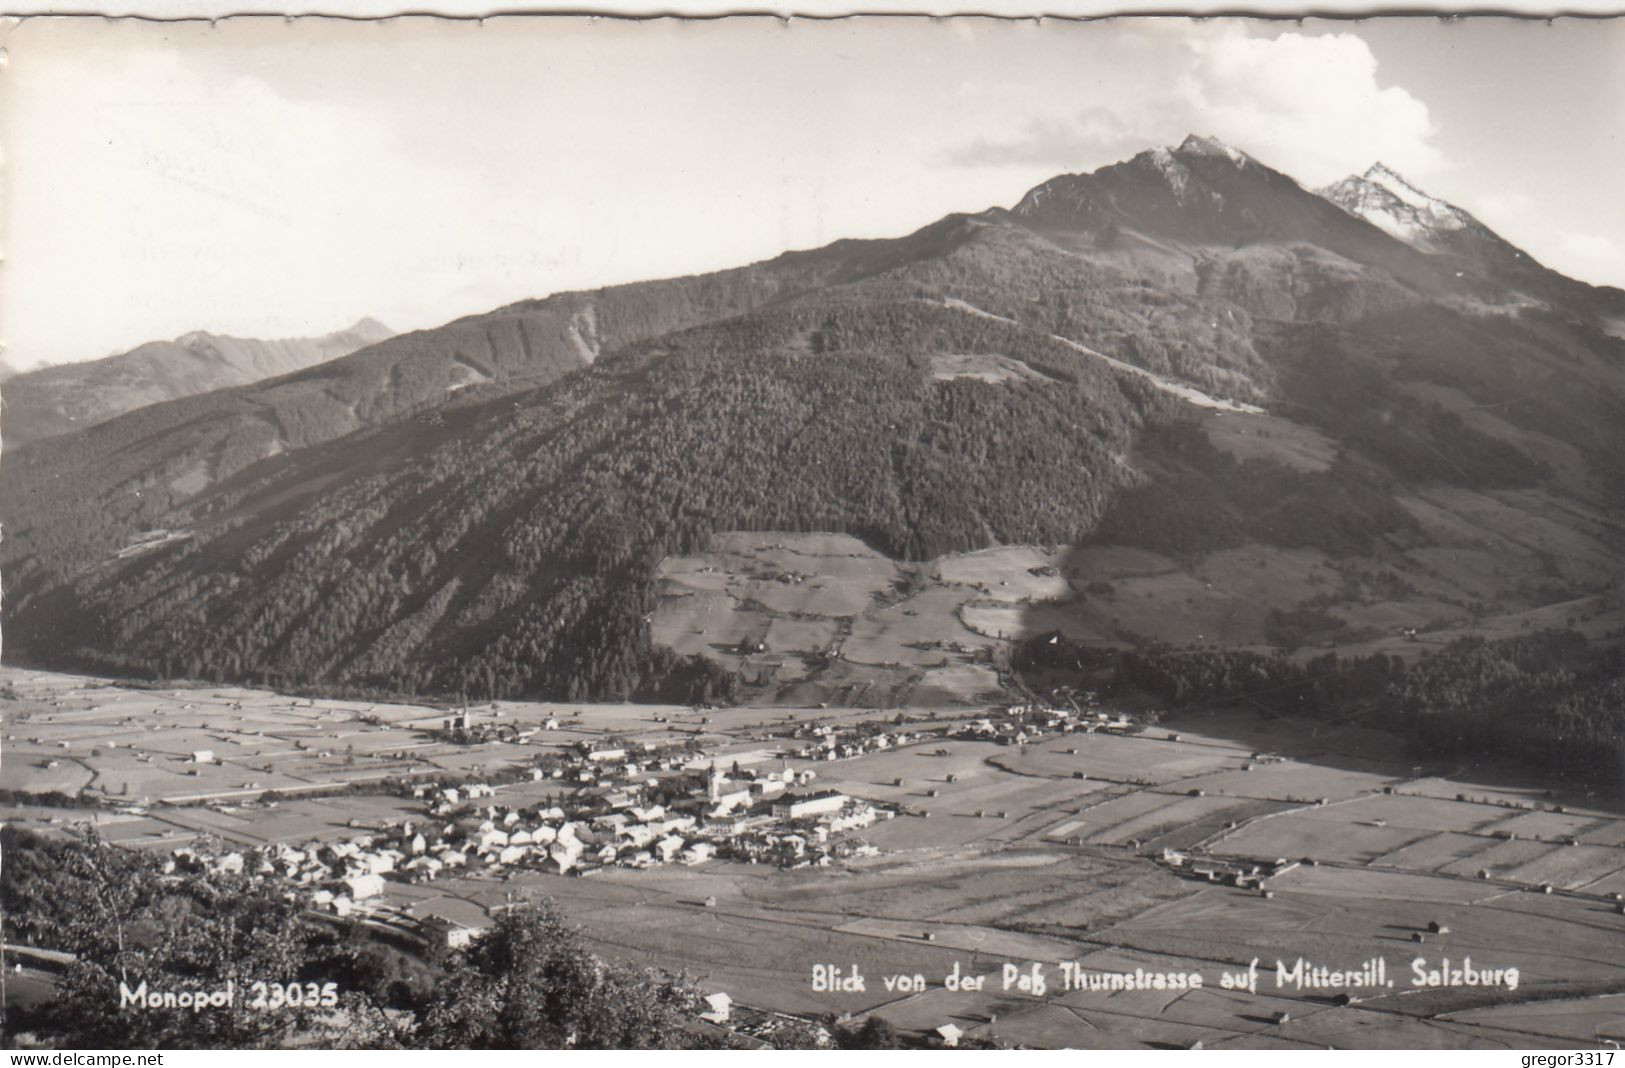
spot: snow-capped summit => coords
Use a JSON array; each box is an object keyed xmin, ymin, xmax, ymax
[
  {"xmin": 1318, "ymin": 163, "xmax": 1473, "ymax": 248},
  {"xmin": 1142, "ymin": 146, "xmax": 1193, "ymax": 197},
  {"xmin": 1177, "ymin": 133, "xmax": 1251, "ymax": 167},
  {"xmin": 1362, "ymin": 163, "xmax": 1471, "ymax": 231}
]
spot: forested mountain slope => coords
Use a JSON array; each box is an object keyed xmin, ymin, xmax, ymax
[
  {"xmin": 0, "ymin": 223, "xmax": 995, "ymax": 600},
  {"xmin": 4, "ymin": 252, "xmax": 1189, "ymax": 697},
  {"xmin": 5, "ymin": 136, "xmax": 1624, "ymax": 714}
]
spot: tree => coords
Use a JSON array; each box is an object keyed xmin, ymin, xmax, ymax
[
  {"xmin": 835, "ymin": 1014, "xmax": 902, "ymax": 1049},
  {"xmin": 415, "ymin": 897, "xmax": 704, "ymax": 1049},
  {"xmin": 768, "ymin": 1019, "xmax": 832, "ymax": 1048},
  {"xmin": 0, "ymin": 826, "xmax": 381, "ymax": 1049}
]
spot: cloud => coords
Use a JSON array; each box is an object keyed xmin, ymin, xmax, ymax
[
  {"xmin": 1550, "ymin": 232, "xmax": 1624, "ymax": 281},
  {"xmin": 944, "ymin": 24, "xmax": 1440, "ymax": 188},
  {"xmin": 944, "ymin": 107, "xmax": 1149, "ymax": 170},
  {"xmin": 1556, "ymin": 232, "xmax": 1619, "ymax": 261},
  {"xmin": 1470, "ymin": 191, "xmax": 1534, "ymax": 223},
  {"xmin": 1455, "ymin": 197, "xmax": 1623, "ymax": 288},
  {"xmin": 2, "ymin": 42, "xmax": 520, "ymax": 367}
]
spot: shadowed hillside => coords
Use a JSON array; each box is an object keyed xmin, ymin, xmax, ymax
[
  {"xmin": 0, "ymin": 223, "xmax": 1012, "ymax": 601},
  {"xmin": 5, "ymin": 136, "xmax": 1624, "ymax": 731}
]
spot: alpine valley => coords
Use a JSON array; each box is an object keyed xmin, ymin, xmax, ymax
[{"xmin": 4, "ymin": 135, "xmax": 1623, "ymax": 777}]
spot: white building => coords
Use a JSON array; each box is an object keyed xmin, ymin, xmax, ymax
[
  {"xmin": 701, "ymin": 992, "xmax": 732, "ymax": 1024},
  {"xmin": 711, "ymin": 788, "xmax": 753, "ymax": 814},
  {"xmin": 362, "ymin": 852, "xmax": 397, "ymax": 875},
  {"xmin": 773, "ymin": 791, "xmax": 848, "ymax": 820},
  {"xmin": 344, "ymin": 873, "xmax": 385, "ymax": 900}
]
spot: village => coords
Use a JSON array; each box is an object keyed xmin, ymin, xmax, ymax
[
  {"xmin": 170, "ymin": 753, "xmax": 883, "ymax": 929},
  {"xmin": 9, "ymin": 666, "xmax": 1625, "ymax": 1049},
  {"xmin": 155, "ymin": 696, "xmax": 1147, "ymax": 949}
]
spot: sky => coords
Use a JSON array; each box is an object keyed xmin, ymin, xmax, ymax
[{"xmin": 3, "ymin": 16, "xmax": 1623, "ymax": 370}]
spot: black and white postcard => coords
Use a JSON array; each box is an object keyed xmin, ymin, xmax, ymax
[{"xmin": 2, "ymin": 14, "xmax": 1623, "ymax": 1052}]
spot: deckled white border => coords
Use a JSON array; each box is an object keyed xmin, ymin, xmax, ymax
[{"xmin": 4, "ymin": 2, "xmax": 1623, "ymax": 19}]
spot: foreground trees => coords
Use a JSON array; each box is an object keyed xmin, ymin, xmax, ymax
[
  {"xmin": 0, "ymin": 826, "xmax": 375, "ymax": 1048},
  {"xmin": 416, "ymin": 900, "xmax": 705, "ymax": 1049},
  {"xmin": 1, "ymin": 828, "xmax": 737, "ymax": 1049}
]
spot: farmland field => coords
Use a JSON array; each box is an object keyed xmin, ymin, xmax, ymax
[
  {"xmin": 649, "ymin": 530, "xmax": 1616, "ymax": 707},
  {"xmin": 649, "ymin": 530, "xmax": 1625, "ymax": 703},
  {"xmin": 4, "ymin": 666, "xmax": 1624, "ymax": 1049}
]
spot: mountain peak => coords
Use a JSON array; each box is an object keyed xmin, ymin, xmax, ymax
[
  {"xmin": 1176, "ymin": 133, "xmax": 1249, "ymax": 166},
  {"xmin": 1364, "ymin": 161, "xmax": 1410, "ymax": 185},
  {"xmin": 343, "ymin": 317, "xmax": 395, "ymax": 341},
  {"xmin": 1362, "ymin": 163, "xmax": 1446, "ymax": 214},
  {"xmin": 1319, "ymin": 163, "xmax": 1475, "ymax": 248},
  {"xmin": 175, "ymin": 329, "xmax": 219, "ymax": 350}
]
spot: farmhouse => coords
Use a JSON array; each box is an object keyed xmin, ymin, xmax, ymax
[
  {"xmin": 701, "ymin": 992, "xmax": 733, "ymax": 1024},
  {"xmin": 421, "ymin": 917, "xmax": 483, "ymax": 950}
]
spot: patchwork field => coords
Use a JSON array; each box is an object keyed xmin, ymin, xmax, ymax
[
  {"xmin": 5, "ymin": 667, "xmax": 1624, "ymax": 1049},
  {"xmin": 651, "ymin": 530, "xmax": 1625, "ymax": 702}
]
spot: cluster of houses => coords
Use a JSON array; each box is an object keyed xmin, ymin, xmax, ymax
[
  {"xmin": 167, "ymin": 836, "xmax": 438, "ymax": 918},
  {"xmin": 165, "ymin": 740, "xmax": 895, "ymax": 922},
  {"xmin": 785, "ymin": 722, "xmax": 925, "ymax": 762},
  {"xmin": 718, "ymin": 791, "xmax": 884, "ymax": 867},
  {"xmin": 781, "ymin": 701, "xmax": 1145, "ymax": 763},
  {"xmin": 1155, "ymin": 849, "xmax": 1301, "ymax": 892},
  {"xmin": 428, "ymin": 707, "xmax": 569, "ymax": 746},
  {"xmin": 954, "ymin": 703, "xmax": 1141, "ymax": 745}
]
